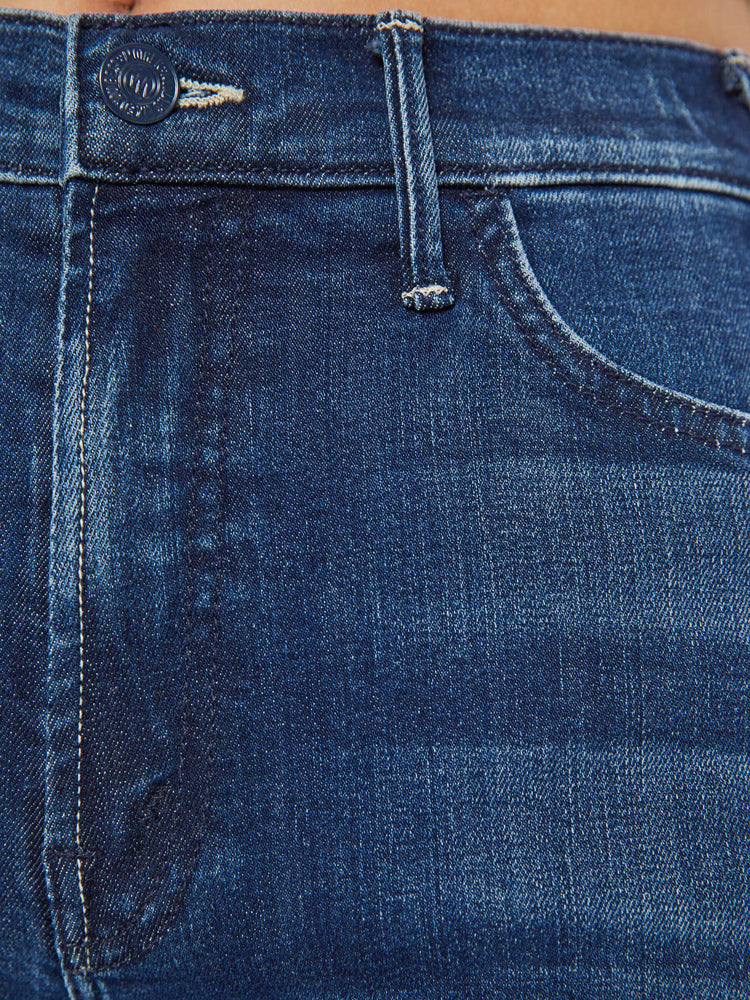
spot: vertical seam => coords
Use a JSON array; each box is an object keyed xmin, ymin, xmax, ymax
[
  {"xmin": 53, "ymin": 200, "xmax": 224, "ymax": 969},
  {"xmin": 76, "ymin": 180, "xmax": 99, "ymax": 971}
]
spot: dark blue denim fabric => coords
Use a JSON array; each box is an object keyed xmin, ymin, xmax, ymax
[{"xmin": 1, "ymin": 7, "xmax": 750, "ymax": 998}]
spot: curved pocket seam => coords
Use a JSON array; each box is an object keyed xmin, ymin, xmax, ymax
[{"xmin": 460, "ymin": 188, "xmax": 750, "ymax": 460}]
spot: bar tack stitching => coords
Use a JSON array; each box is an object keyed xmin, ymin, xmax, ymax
[
  {"xmin": 76, "ymin": 180, "xmax": 99, "ymax": 971},
  {"xmin": 377, "ymin": 18, "xmax": 422, "ymax": 31},
  {"xmin": 721, "ymin": 48, "xmax": 750, "ymax": 111},
  {"xmin": 177, "ymin": 78, "xmax": 245, "ymax": 109},
  {"xmin": 723, "ymin": 49, "xmax": 750, "ymax": 71},
  {"xmin": 402, "ymin": 282, "xmax": 449, "ymax": 302}
]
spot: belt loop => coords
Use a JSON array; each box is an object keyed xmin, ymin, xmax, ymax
[
  {"xmin": 722, "ymin": 49, "xmax": 750, "ymax": 112},
  {"xmin": 371, "ymin": 9, "xmax": 455, "ymax": 312}
]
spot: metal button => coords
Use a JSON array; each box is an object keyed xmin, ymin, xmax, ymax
[{"xmin": 99, "ymin": 43, "xmax": 179, "ymax": 125}]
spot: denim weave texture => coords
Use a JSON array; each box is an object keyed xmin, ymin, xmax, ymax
[{"xmin": 0, "ymin": 8, "xmax": 750, "ymax": 999}]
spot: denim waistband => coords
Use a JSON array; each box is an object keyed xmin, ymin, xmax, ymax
[{"xmin": 2, "ymin": 7, "xmax": 750, "ymax": 197}]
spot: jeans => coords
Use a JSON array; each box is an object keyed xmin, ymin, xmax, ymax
[{"xmin": 1, "ymin": 7, "xmax": 750, "ymax": 998}]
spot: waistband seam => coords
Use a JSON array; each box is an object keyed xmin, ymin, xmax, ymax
[
  {"xmin": 0, "ymin": 9, "xmax": 734, "ymax": 60},
  {"xmin": 69, "ymin": 157, "xmax": 750, "ymax": 178},
  {"xmin": 2, "ymin": 11, "xmax": 747, "ymax": 193},
  {"xmin": 6, "ymin": 166, "xmax": 750, "ymax": 204},
  {"xmin": 0, "ymin": 22, "xmax": 65, "ymax": 38}
]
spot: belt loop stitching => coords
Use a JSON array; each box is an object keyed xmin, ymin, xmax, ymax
[
  {"xmin": 62, "ymin": 14, "xmax": 82, "ymax": 183},
  {"xmin": 721, "ymin": 48, "xmax": 750, "ymax": 112},
  {"xmin": 372, "ymin": 8, "xmax": 455, "ymax": 311}
]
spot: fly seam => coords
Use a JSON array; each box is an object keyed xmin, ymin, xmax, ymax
[
  {"xmin": 76, "ymin": 181, "xmax": 99, "ymax": 970},
  {"xmin": 50, "ymin": 205, "xmax": 223, "ymax": 969}
]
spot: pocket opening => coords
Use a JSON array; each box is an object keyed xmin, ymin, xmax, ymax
[{"xmin": 461, "ymin": 188, "xmax": 750, "ymax": 460}]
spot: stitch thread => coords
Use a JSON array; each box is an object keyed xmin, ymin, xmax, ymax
[
  {"xmin": 402, "ymin": 282, "xmax": 449, "ymax": 302},
  {"xmin": 375, "ymin": 9, "xmax": 454, "ymax": 309},
  {"xmin": 68, "ymin": 162, "xmax": 750, "ymax": 203},
  {"xmin": 64, "ymin": 202, "xmax": 227, "ymax": 972},
  {"xmin": 0, "ymin": 159, "xmax": 60, "ymax": 176},
  {"xmin": 177, "ymin": 78, "xmax": 245, "ymax": 109},
  {"xmin": 48, "ymin": 847, "xmax": 96, "ymax": 861},
  {"xmin": 721, "ymin": 48, "xmax": 750, "ymax": 110},
  {"xmin": 66, "ymin": 9, "xmax": 730, "ymax": 58},
  {"xmin": 390, "ymin": 24, "xmax": 419, "ymax": 279},
  {"xmin": 81, "ymin": 162, "xmax": 390, "ymax": 178},
  {"xmin": 561, "ymin": 304, "xmax": 750, "ymax": 427},
  {"xmin": 723, "ymin": 50, "xmax": 750, "ymax": 70},
  {"xmin": 511, "ymin": 293, "xmax": 750, "ymax": 457},
  {"xmin": 539, "ymin": 339, "xmax": 748, "ymax": 457},
  {"xmin": 76, "ymin": 181, "xmax": 98, "ymax": 971},
  {"xmin": 460, "ymin": 189, "xmax": 750, "ymax": 459},
  {"xmin": 377, "ymin": 17, "xmax": 422, "ymax": 31},
  {"xmin": 0, "ymin": 15, "xmax": 65, "ymax": 34},
  {"xmin": 78, "ymin": 10, "xmax": 374, "ymax": 29}
]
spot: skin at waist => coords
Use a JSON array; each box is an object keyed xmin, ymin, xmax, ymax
[{"xmin": 1, "ymin": 0, "xmax": 750, "ymax": 50}]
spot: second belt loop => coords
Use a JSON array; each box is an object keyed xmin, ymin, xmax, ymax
[{"xmin": 371, "ymin": 9, "xmax": 456, "ymax": 312}]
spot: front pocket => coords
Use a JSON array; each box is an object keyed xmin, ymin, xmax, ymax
[{"xmin": 461, "ymin": 188, "xmax": 750, "ymax": 460}]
